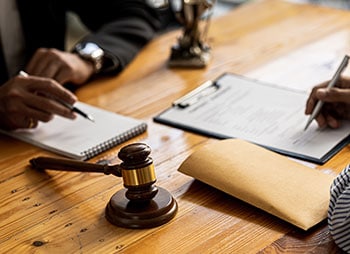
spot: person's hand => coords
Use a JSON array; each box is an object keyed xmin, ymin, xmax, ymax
[
  {"xmin": 305, "ymin": 76, "xmax": 350, "ymax": 129},
  {"xmin": 0, "ymin": 74, "xmax": 77, "ymax": 130},
  {"xmin": 25, "ymin": 48, "xmax": 95, "ymax": 86}
]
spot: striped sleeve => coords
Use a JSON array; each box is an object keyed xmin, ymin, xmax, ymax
[{"xmin": 328, "ymin": 164, "xmax": 350, "ymax": 253}]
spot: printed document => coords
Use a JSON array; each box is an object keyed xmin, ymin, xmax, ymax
[{"xmin": 154, "ymin": 73, "xmax": 350, "ymax": 164}]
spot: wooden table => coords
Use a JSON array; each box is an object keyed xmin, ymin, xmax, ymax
[{"xmin": 1, "ymin": 0, "xmax": 350, "ymax": 253}]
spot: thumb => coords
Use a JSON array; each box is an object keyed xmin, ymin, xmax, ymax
[{"xmin": 317, "ymin": 87, "xmax": 350, "ymax": 103}]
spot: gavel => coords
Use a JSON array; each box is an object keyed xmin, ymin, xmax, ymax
[{"xmin": 30, "ymin": 143, "xmax": 178, "ymax": 228}]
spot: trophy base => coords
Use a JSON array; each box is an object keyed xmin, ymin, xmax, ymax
[
  {"xmin": 105, "ymin": 187, "xmax": 178, "ymax": 228},
  {"xmin": 168, "ymin": 46, "xmax": 211, "ymax": 68}
]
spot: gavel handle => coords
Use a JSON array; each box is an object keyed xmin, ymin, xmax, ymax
[{"xmin": 30, "ymin": 157, "xmax": 121, "ymax": 177}]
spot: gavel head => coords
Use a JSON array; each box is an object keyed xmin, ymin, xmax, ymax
[
  {"xmin": 106, "ymin": 143, "xmax": 178, "ymax": 228},
  {"xmin": 117, "ymin": 143, "xmax": 158, "ymax": 203},
  {"xmin": 28, "ymin": 142, "xmax": 177, "ymax": 228}
]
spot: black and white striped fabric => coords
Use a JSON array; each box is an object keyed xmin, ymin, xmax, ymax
[{"xmin": 328, "ymin": 164, "xmax": 350, "ymax": 253}]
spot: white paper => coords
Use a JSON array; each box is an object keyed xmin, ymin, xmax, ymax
[
  {"xmin": 1, "ymin": 102, "xmax": 147, "ymax": 160},
  {"xmin": 156, "ymin": 73, "xmax": 350, "ymax": 163}
]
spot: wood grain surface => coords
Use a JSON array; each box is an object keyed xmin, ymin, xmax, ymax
[{"xmin": 1, "ymin": 0, "xmax": 350, "ymax": 253}]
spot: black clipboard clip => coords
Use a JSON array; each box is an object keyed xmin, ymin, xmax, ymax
[{"xmin": 172, "ymin": 80, "xmax": 220, "ymax": 108}]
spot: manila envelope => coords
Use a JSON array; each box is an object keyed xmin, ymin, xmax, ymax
[{"xmin": 178, "ymin": 139, "xmax": 335, "ymax": 230}]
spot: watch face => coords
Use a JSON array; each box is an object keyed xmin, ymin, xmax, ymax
[
  {"xmin": 78, "ymin": 42, "xmax": 104, "ymax": 59},
  {"xmin": 146, "ymin": 0, "xmax": 168, "ymax": 8},
  {"xmin": 75, "ymin": 42, "xmax": 104, "ymax": 73},
  {"xmin": 170, "ymin": 0, "xmax": 183, "ymax": 12},
  {"xmin": 83, "ymin": 43, "xmax": 100, "ymax": 54}
]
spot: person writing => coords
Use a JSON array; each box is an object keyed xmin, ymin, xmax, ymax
[
  {"xmin": 0, "ymin": 0, "xmax": 170, "ymax": 130},
  {"xmin": 305, "ymin": 76, "xmax": 350, "ymax": 129},
  {"xmin": 305, "ymin": 76, "xmax": 350, "ymax": 253}
]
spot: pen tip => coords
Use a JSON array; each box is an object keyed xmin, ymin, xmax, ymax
[
  {"xmin": 304, "ymin": 121, "xmax": 311, "ymax": 131},
  {"xmin": 88, "ymin": 115, "xmax": 95, "ymax": 123}
]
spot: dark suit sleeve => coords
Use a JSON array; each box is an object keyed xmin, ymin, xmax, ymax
[{"xmin": 70, "ymin": 0, "xmax": 172, "ymax": 74}]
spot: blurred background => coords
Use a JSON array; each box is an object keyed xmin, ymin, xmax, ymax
[
  {"xmin": 214, "ymin": 0, "xmax": 350, "ymax": 16},
  {"xmin": 66, "ymin": 0, "xmax": 350, "ymax": 50}
]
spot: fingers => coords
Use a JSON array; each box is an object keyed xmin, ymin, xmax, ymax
[
  {"xmin": 24, "ymin": 91, "xmax": 76, "ymax": 121},
  {"xmin": 19, "ymin": 72, "xmax": 76, "ymax": 101},
  {"xmin": 305, "ymin": 77, "xmax": 350, "ymax": 129},
  {"xmin": 314, "ymin": 113, "xmax": 340, "ymax": 129},
  {"xmin": 3, "ymin": 114, "xmax": 52, "ymax": 130},
  {"xmin": 0, "ymin": 75, "xmax": 78, "ymax": 130},
  {"xmin": 0, "ymin": 97, "xmax": 44, "ymax": 130},
  {"xmin": 316, "ymin": 87, "xmax": 350, "ymax": 103},
  {"xmin": 305, "ymin": 77, "xmax": 350, "ymax": 112},
  {"xmin": 325, "ymin": 115, "xmax": 340, "ymax": 129},
  {"xmin": 0, "ymin": 114, "xmax": 38, "ymax": 130},
  {"xmin": 26, "ymin": 48, "xmax": 58, "ymax": 78},
  {"xmin": 4, "ymin": 93, "xmax": 54, "ymax": 122},
  {"xmin": 28, "ymin": 77, "xmax": 77, "ymax": 104},
  {"xmin": 26, "ymin": 48, "xmax": 94, "ymax": 85},
  {"xmin": 20, "ymin": 75, "xmax": 78, "ymax": 118},
  {"xmin": 27, "ymin": 48, "xmax": 73, "ymax": 76},
  {"xmin": 305, "ymin": 83, "xmax": 325, "ymax": 114}
]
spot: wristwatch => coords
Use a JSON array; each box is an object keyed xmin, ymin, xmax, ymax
[{"xmin": 74, "ymin": 42, "xmax": 104, "ymax": 73}]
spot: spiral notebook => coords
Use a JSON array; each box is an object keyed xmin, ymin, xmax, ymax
[{"xmin": 0, "ymin": 102, "xmax": 147, "ymax": 160}]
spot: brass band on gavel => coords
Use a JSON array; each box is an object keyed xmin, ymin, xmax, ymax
[{"xmin": 122, "ymin": 164, "xmax": 156, "ymax": 186}]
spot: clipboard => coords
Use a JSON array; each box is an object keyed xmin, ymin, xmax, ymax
[{"xmin": 154, "ymin": 73, "xmax": 350, "ymax": 164}]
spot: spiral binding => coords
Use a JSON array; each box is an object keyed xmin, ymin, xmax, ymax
[{"xmin": 81, "ymin": 123, "xmax": 147, "ymax": 160}]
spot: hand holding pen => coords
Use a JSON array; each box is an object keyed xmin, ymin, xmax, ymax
[
  {"xmin": 0, "ymin": 70, "xmax": 90, "ymax": 130},
  {"xmin": 19, "ymin": 71, "xmax": 94, "ymax": 122},
  {"xmin": 304, "ymin": 55, "xmax": 350, "ymax": 130}
]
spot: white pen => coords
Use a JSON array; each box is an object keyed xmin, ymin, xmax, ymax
[
  {"xmin": 304, "ymin": 55, "xmax": 349, "ymax": 131},
  {"xmin": 19, "ymin": 71, "xmax": 95, "ymax": 122}
]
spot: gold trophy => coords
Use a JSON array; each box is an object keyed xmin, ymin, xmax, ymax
[{"xmin": 169, "ymin": 0, "xmax": 216, "ymax": 68}]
